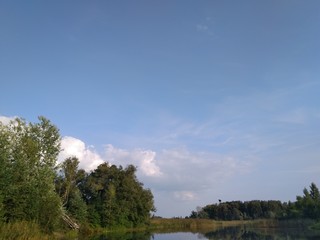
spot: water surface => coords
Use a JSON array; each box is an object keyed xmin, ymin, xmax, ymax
[{"xmin": 91, "ymin": 226, "xmax": 320, "ymax": 240}]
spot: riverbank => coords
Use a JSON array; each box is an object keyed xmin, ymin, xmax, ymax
[
  {"xmin": 148, "ymin": 218, "xmax": 318, "ymax": 232},
  {"xmin": 149, "ymin": 218, "xmax": 252, "ymax": 232}
]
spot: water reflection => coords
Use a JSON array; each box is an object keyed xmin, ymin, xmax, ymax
[
  {"xmin": 89, "ymin": 226, "xmax": 320, "ymax": 240},
  {"xmin": 89, "ymin": 231, "xmax": 152, "ymax": 240},
  {"xmin": 201, "ymin": 226, "xmax": 320, "ymax": 240}
]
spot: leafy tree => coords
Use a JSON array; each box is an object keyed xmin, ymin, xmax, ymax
[
  {"xmin": 82, "ymin": 163, "xmax": 155, "ymax": 227},
  {"xmin": 310, "ymin": 182, "xmax": 320, "ymax": 201},
  {"xmin": 56, "ymin": 157, "xmax": 88, "ymax": 224},
  {"xmin": 296, "ymin": 182, "xmax": 320, "ymax": 219},
  {"xmin": 0, "ymin": 117, "xmax": 62, "ymax": 231}
]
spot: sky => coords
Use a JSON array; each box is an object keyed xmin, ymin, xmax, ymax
[{"xmin": 1, "ymin": 0, "xmax": 320, "ymax": 217}]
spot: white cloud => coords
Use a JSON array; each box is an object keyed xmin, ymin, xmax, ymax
[
  {"xmin": 59, "ymin": 136, "xmax": 104, "ymax": 171},
  {"xmin": 174, "ymin": 191, "xmax": 198, "ymax": 201},
  {"xmin": 105, "ymin": 144, "xmax": 162, "ymax": 177},
  {"xmin": 0, "ymin": 115, "xmax": 17, "ymax": 125},
  {"xmin": 59, "ymin": 139, "xmax": 163, "ymax": 176},
  {"xmin": 102, "ymin": 144, "xmax": 252, "ymax": 195},
  {"xmin": 103, "ymin": 145, "xmax": 253, "ymax": 194},
  {"xmin": 155, "ymin": 148, "xmax": 251, "ymax": 192}
]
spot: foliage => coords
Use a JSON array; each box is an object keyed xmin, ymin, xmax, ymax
[
  {"xmin": 79, "ymin": 163, "xmax": 156, "ymax": 228},
  {"xmin": 191, "ymin": 182, "xmax": 320, "ymax": 222},
  {"xmin": 55, "ymin": 157, "xmax": 88, "ymax": 224},
  {"xmin": 292, "ymin": 182, "xmax": 320, "ymax": 219},
  {"xmin": 0, "ymin": 117, "xmax": 62, "ymax": 231},
  {"xmin": 190, "ymin": 200, "xmax": 285, "ymax": 220},
  {"xmin": 55, "ymin": 158, "xmax": 156, "ymax": 229}
]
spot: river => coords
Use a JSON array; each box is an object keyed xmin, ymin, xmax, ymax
[{"xmin": 89, "ymin": 225, "xmax": 320, "ymax": 239}]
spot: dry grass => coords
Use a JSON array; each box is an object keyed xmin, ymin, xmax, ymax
[
  {"xmin": 0, "ymin": 221, "xmax": 80, "ymax": 240},
  {"xmin": 149, "ymin": 218, "xmax": 256, "ymax": 232},
  {"xmin": 0, "ymin": 221, "xmax": 53, "ymax": 240},
  {"xmin": 148, "ymin": 218, "xmax": 311, "ymax": 233}
]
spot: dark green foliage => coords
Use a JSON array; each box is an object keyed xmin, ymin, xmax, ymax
[
  {"xmin": 55, "ymin": 157, "xmax": 88, "ymax": 224},
  {"xmin": 293, "ymin": 182, "xmax": 320, "ymax": 219},
  {"xmin": 56, "ymin": 157, "xmax": 156, "ymax": 229},
  {"xmin": 191, "ymin": 183, "xmax": 320, "ymax": 222},
  {"xmin": 80, "ymin": 163, "xmax": 155, "ymax": 228},
  {"xmin": 191, "ymin": 200, "xmax": 285, "ymax": 220}
]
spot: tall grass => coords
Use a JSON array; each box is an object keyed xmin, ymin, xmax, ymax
[
  {"xmin": 0, "ymin": 221, "xmax": 83, "ymax": 240},
  {"xmin": 0, "ymin": 221, "xmax": 53, "ymax": 240},
  {"xmin": 149, "ymin": 218, "xmax": 316, "ymax": 233},
  {"xmin": 149, "ymin": 218, "xmax": 254, "ymax": 232}
]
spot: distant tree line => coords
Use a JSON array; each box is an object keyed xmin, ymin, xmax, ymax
[
  {"xmin": 0, "ymin": 117, "xmax": 155, "ymax": 232},
  {"xmin": 189, "ymin": 182, "xmax": 320, "ymax": 221},
  {"xmin": 190, "ymin": 200, "xmax": 285, "ymax": 220}
]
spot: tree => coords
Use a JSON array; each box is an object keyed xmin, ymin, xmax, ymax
[
  {"xmin": 0, "ymin": 117, "xmax": 62, "ymax": 231},
  {"xmin": 296, "ymin": 182, "xmax": 320, "ymax": 219},
  {"xmin": 310, "ymin": 183, "xmax": 320, "ymax": 201},
  {"xmin": 82, "ymin": 163, "xmax": 155, "ymax": 227},
  {"xmin": 55, "ymin": 157, "xmax": 88, "ymax": 225}
]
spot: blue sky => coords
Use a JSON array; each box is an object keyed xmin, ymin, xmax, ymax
[{"xmin": 1, "ymin": 0, "xmax": 320, "ymax": 217}]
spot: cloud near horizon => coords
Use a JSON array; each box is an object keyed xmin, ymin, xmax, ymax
[{"xmin": 58, "ymin": 136, "xmax": 252, "ymax": 198}]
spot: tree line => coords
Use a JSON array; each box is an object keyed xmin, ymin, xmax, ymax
[
  {"xmin": 189, "ymin": 182, "xmax": 320, "ymax": 221},
  {"xmin": 0, "ymin": 117, "xmax": 155, "ymax": 231}
]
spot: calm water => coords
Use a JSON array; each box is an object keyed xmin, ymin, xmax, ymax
[{"xmin": 90, "ymin": 226, "xmax": 320, "ymax": 240}]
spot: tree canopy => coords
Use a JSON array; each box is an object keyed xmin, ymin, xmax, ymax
[{"xmin": 0, "ymin": 117, "xmax": 62, "ymax": 231}]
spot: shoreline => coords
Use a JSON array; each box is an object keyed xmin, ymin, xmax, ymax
[{"xmin": 0, "ymin": 218, "xmax": 317, "ymax": 239}]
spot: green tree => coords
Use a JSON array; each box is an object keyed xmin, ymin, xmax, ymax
[
  {"xmin": 310, "ymin": 182, "xmax": 320, "ymax": 201},
  {"xmin": 82, "ymin": 163, "xmax": 155, "ymax": 227},
  {"xmin": 296, "ymin": 182, "xmax": 320, "ymax": 219},
  {"xmin": 56, "ymin": 157, "xmax": 88, "ymax": 225},
  {"xmin": 0, "ymin": 117, "xmax": 62, "ymax": 231}
]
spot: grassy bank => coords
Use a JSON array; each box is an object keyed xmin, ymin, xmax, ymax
[
  {"xmin": 0, "ymin": 221, "xmax": 91, "ymax": 240},
  {"xmin": 149, "ymin": 218, "xmax": 317, "ymax": 232},
  {"xmin": 149, "ymin": 218, "xmax": 255, "ymax": 232},
  {"xmin": 0, "ymin": 221, "xmax": 54, "ymax": 240}
]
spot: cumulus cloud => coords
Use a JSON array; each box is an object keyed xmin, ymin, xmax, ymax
[
  {"xmin": 59, "ymin": 136, "xmax": 104, "ymax": 171},
  {"xmin": 105, "ymin": 144, "xmax": 162, "ymax": 177},
  {"xmin": 102, "ymin": 145, "xmax": 252, "ymax": 195},
  {"xmin": 0, "ymin": 115, "xmax": 17, "ymax": 125},
  {"xmin": 58, "ymin": 138, "xmax": 163, "ymax": 176}
]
